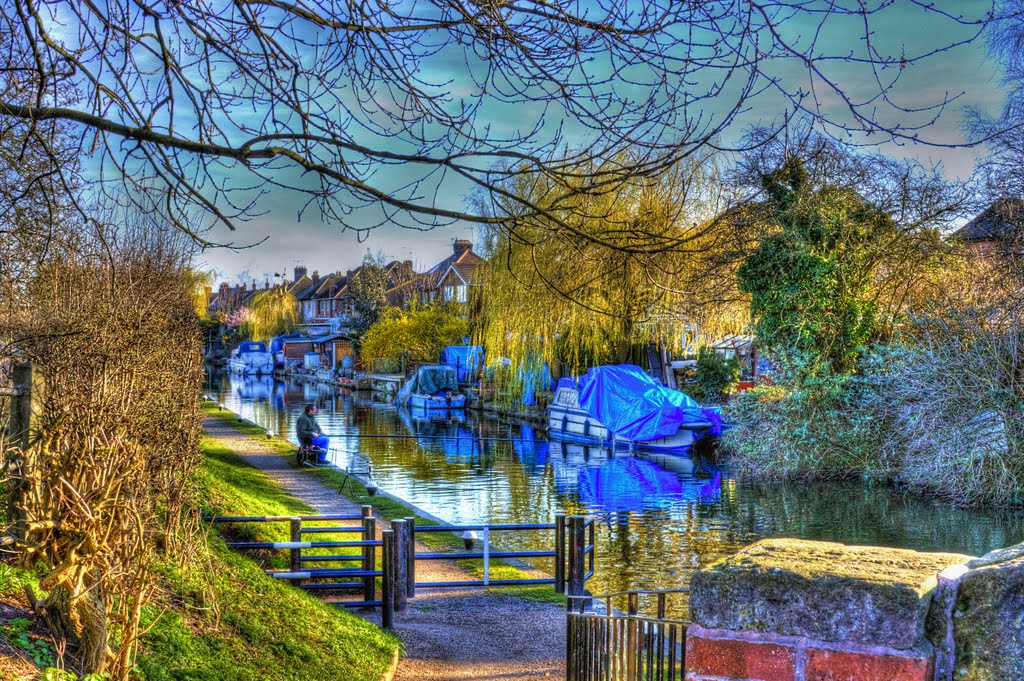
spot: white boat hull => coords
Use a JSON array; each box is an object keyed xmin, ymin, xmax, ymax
[
  {"xmin": 408, "ymin": 392, "xmax": 467, "ymax": 410},
  {"xmin": 547, "ymin": 385, "xmax": 702, "ymax": 452},
  {"xmin": 229, "ymin": 353, "xmax": 274, "ymax": 375}
]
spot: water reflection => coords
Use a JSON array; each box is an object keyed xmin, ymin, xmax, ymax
[{"xmin": 214, "ymin": 372, "xmax": 1024, "ymax": 617}]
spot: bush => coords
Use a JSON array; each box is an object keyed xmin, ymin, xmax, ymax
[
  {"xmin": 867, "ymin": 317, "xmax": 1024, "ymax": 506},
  {"xmin": 695, "ymin": 348, "xmax": 739, "ymax": 401},
  {"xmin": 723, "ymin": 319, "xmax": 1024, "ymax": 506},
  {"xmin": 722, "ymin": 379, "xmax": 890, "ymax": 482}
]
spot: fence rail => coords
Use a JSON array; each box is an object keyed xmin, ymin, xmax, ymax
[
  {"xmin": 407, "ymin": 514, "xmax": 594, "ymax": 598},
  {"xmin": 207, "ymin": 509, "xmax": 598, "ymax": 631},
  {"xmin": 566, "ymin": 589, "xmax": 690, "ymax": 681},
  {"xmin": 204, "ymin": 505, "xmax": 394, "ymax": 628}
]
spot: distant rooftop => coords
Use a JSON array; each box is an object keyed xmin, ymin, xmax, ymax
[{"xmin": 952, "ymin": 198, "xmax": 1024, "ymax": 242}]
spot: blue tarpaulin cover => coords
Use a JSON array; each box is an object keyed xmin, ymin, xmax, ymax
[
  {"xmin": 443, "ymin": 346, "xmax": 484, "ymax": 383},
  {"xmin": 577, "ymin": 364, "xmax": 711, "ymax": 442},
  {"xmin": 397, "ymin": 365, "xmax": 460, "ymax": 405}
]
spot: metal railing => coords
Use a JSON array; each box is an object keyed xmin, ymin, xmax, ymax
[
  {"xmin": 402, "ymin": 514, "xmax": 594, "ymax": 599},
  {"xmin": 566, "ymin": 589, "xmax": 690, "ymax": 681},
  {"xmin": 205, "ymin": 505, "xmax": 396, "ymax": 628}
]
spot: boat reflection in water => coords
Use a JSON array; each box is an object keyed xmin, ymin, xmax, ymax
[
  {"xmin": 549, "ymin": 441, "xmax": 721, "ymax": 513},
  {"xmin": 232, "ymin": 374, "xmax": 277, "ymax": 402}
]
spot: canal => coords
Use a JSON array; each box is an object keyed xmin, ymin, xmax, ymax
[{"xmin": 213, "ymin": 373, "xmax": 1024, "ymax": 617}]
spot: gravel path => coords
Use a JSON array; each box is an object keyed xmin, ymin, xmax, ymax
[{"xmin": 204, "ymin": 418, "xmax": 567, "ymax": 680}]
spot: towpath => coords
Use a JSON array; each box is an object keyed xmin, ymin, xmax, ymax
[{"xmin": 203, "ymin": 417, "xmax": 566, "ymax": 681}]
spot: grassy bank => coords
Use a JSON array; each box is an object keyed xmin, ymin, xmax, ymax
[
  {"xmin": 135, "ymin": 435, "xmax": 398, "ymax": 681},
  {"xmin": 203, "ymin": 402, "xmax": 564, "ymax": 604},
  {"xmin": 0, "ymin": 430, "xmax": 398, "ymax": 681}
]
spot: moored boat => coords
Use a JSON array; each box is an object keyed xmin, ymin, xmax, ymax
[
  {"xmin": 397, "ymin": 365, "xmax": 466, "ymax": 410},
  {"xmin": 228, "ymin": 341, "xmax": 273, "ymax": 375},
  {"xmin": 547, "ymin": 364, "xmax": 723, "ymax": 452}
]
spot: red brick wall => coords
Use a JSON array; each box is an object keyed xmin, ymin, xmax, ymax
[{"xmin": 685, "ymin": 626, "xmax": 933, "ymax": 681}]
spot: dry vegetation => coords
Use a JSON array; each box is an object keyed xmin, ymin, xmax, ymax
[{"xmin": 3, "ymin": 224, "xmax": 204, "ymax": 677}]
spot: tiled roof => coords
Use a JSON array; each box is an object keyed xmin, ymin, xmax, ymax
[{"xmin": 952, "ymin": 199, "xmax": 1024, "ymax": 242}]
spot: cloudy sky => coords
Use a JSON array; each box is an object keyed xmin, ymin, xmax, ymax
[{"xmin": 194, "ymin": 3, "xmax": 1010, "ymax": 286}]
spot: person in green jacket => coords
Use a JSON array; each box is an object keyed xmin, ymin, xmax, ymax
[{"xmin": 296, "ymin": 404, "xmax": 329, "ymax": 465}]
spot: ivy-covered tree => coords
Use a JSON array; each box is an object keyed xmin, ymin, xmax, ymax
[{"xmin": 738, "ymin": 157, "xmax": 905, "ymax": 378}]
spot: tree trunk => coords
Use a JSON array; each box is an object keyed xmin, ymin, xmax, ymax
[{"xmin": 43, "ymin": 577, "xmax": 110, "ymax": 675}]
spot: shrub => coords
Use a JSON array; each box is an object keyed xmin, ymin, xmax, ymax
[
  {"xmin": 723, "ymin": 379, "xmax": 890, "ymax": 482},
  {"xmin": 695, "ymin": 348, "xmax": 739, "ymax": 401}
]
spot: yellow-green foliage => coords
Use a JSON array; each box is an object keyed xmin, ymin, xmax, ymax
[
  {"xmin": 360, "ymin": 303, "xmax": 469, "ymax": 371},
  {"xmin": 247, "ymin": 288, "xmax": 300, "ymax": 343},
  {"xmin": 476, "ymin": 150, "xmax": 749, "ymax": 382}
]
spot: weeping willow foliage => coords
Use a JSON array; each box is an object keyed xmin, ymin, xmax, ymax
[
  {"xmin": 476, "ymin": 152, "xmax": 751, "ymax": 388},
  {"xmin": 247, "ymin": 288, "xmax": 299, "ymax": 342}
]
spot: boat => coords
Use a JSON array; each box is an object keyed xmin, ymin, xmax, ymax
[
  {"xmin": 547, "ymin": 364, "xmax": 723, "ymax": 452},
  {"xmin": 396, "ymin": 365, "xmax": 467, "ymax": 410},
  {"xmin": 228, "ymin": 341, "xmax": 274, "ymax": 375}
]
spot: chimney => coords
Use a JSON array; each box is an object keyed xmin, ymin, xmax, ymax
[
  {"xmin": 403, "ymin": 260, "xmax": 413, "ymax": 271},
  {"xmin": 294, "ymin": 265, "xmax": 307, "ymax": 281},
  {"xmin": 312, "ymin": 270, "xmax": 320, "ymax": 282},
  {"xmin": 346, "ymin": 269, "xmax": 355, "ymax": 282},
  {"xmin": 453, "ymin": 240, "xmax": 472, "ymax": 258},
  {"xmin": 252, "ymin": 279, "xmax": 257, "ymax": 291}
]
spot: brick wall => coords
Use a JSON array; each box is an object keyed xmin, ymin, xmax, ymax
[{"xmin": 685, "ymin": 626, "xmax": 932, "ymax": 681}]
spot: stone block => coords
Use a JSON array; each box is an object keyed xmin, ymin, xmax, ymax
[
  {"xmin": 685, "ymin": 632, "xmax": 795, "ymax": 681},
  {"xmin": 690, "ymin": 538, "xmax": 972, "ymax": 649},
  {"xmin": 805, "ymin": 647, "xmax": 932, "ymax": 681},
  {"xmin": 952, "ymin": 551, "xmax": 1024, "ymax": 681}
]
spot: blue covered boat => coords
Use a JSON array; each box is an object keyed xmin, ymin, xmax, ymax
[
  {"xmin": 547, "ymin": 365, "xmax": 722, "ymax": 452},
  {"xmin": 228, "ymin": 341, "xmax": 273, "ymax": 375},
  {"xmin": 397, "ymin": 365, "xmax": 467, "ymax": 410}
]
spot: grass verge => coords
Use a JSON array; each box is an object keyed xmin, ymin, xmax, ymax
[{"xmin": 134, "ymin": 430, "xmax": 399, "ymax": 681}]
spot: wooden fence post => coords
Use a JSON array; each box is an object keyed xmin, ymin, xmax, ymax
[
  {"xmin": 289, "ymin": 517, "xmax": 303, "ymax": 588},
  {"xmin": 554, "ymin": 514, "xmax": 566, "ymax": 594},
  {"xmin": 6, "ymin": 363, "xmax": 43, "ymax": 540},
  {"xmin": 391, "ymin": 519, "xmax": 408, "ymax": 611},
  {"xmin": 567, "ymin": 515, "xmax": 587, "ymax": 605},
  {"xmin": 626, "ymin": 592, "xmax": 639, "ymax": 681},
  {"xmin": 405, "ymin": 516, "xmax": 416, "ymax": 599},
  {"xmin": 361, "ymin": 505, "xmax": 375, "ymax": 602},
  {"xmin": 381, "ymin": 530, "xmax": 395, "ymax": 630}
]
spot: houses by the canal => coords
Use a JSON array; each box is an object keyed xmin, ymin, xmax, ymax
[{"xmin": 210, "ymin": 239, "xmax": 484, "ymax": 331}]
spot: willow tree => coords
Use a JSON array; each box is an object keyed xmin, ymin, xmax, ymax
[
  {"xmin": 476, "ymin": 151, "xmax": 751, "ymax": 381},
  {"xmin": 247, "ymin": 288, "xmax": 300, "ymax": 343}
]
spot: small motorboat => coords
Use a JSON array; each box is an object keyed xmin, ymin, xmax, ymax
[
  {"xmin": 228, "ymin": 341, "xmax": 274, "ymax": 375},
  {"xmin": 547, "ymin": 364, "xmax": 723, "ymax": 453},
  {"xmin": 397, "ymin": 365, "xmax": 467, "ymax": 410}
]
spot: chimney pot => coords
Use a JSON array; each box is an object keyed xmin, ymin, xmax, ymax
[
  {"xmin": 294, "ymin": 265, "xmax": 308, "ymax": 281},
  {"xmin": 453, "ymin": 240, "xmax": 472, "ymax": 257}
]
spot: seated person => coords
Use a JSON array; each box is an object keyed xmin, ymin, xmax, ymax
[{"xmin": 296, "ymin": 403, "xmax": 329, "ymax": 464}]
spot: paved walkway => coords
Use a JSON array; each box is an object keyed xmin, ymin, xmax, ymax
[{"xmin": 204, "ymin": 418, "xmax": 566, "ymax": 680}]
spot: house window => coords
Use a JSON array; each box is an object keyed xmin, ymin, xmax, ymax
[
  {"xmin": 456, "ymin": 285, "xmax": 466, "ymax": 303},
  {"xmin": 444, "ymin": 285, "xmax": 455, "ymax": 301}
]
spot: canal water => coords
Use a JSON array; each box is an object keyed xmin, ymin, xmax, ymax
[{"xmin": 212, "ymin": 373, "xmax": 1024, "ymax": 617}]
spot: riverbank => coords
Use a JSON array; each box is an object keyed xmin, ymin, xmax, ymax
[
  {"xmin": 0, "ymin": 430, "xmax": 399, "ymax": 681},
  {"xmin": 202, "ymin": 402, "xmax": 568, "ymax": 680}
]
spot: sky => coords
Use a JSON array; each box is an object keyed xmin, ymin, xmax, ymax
[{"xmin": 190, "ymin": 2, "xmax": 1012, "ymax": 285}]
